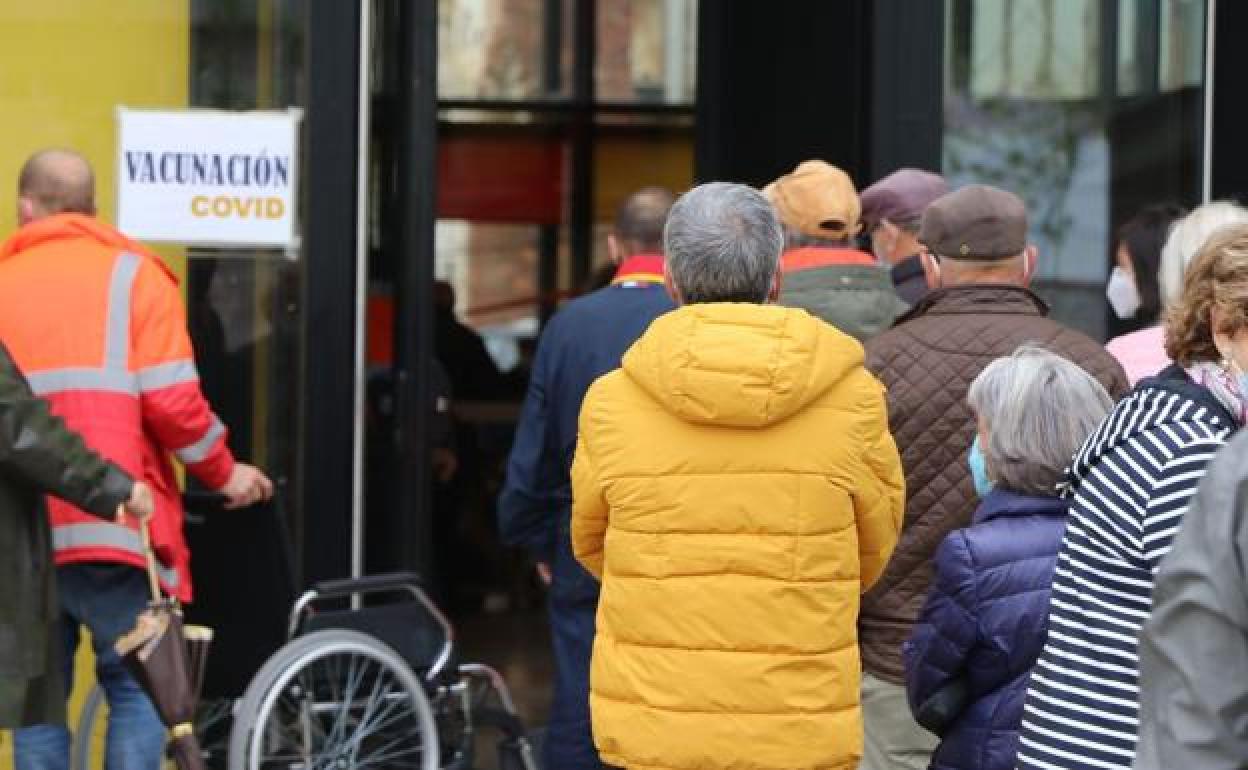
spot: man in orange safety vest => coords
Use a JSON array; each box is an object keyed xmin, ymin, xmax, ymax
[{"xmin": 3, "ymin": 149, "xmax": 273, "ymax": 770}]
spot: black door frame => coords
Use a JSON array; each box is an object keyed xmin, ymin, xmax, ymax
[
  {"xmin": 298, "ymin": 1, "xmax": 360, "ymax": 587},
  {"xmin": 392, "ymin": 0, "xmax": 440, "ymax": 575},
  {"xmin": 694, "ymin": 0, "xmax": 944, "ymax": 186},
  {"xmin": 299, "ymin": 0, "xmax": 441, "ymax": 585}
]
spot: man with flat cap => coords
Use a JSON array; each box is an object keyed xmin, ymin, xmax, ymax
[
  {"xmin": 856, "ymin": 184, "xmax": 1129, "ymax": 770},
  {"xmin": 861, "ymin": 168, "xmax": 949, "ymax": 305}
]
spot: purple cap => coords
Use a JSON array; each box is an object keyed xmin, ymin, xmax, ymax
[{"xmin": 860, "ymin": 168, "xmax": 949, "ymax": 231}]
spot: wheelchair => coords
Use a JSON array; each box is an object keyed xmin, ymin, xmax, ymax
[{"xmin": 226, "ymin": 572, "xmax": 540, "ymax": 770}]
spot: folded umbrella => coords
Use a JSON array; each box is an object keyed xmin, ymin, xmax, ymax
[
  {"xmin": 114, "ymin": 515, "xmax": 211, "ymax": 770},
  {"xmin": 183, "ymin": 624, "xmax": 214, "ymax": 707}
]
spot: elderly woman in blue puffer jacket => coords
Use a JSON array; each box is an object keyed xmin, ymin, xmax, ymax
[{"xmin": 903, "ymin": 346, "xmax": 1113, "ymax": 770}]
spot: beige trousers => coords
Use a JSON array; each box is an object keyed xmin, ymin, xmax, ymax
[{"xmin": 859, "ymin": 671, "xmax": 940, "ymax": 770}]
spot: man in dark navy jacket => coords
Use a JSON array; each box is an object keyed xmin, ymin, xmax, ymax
[{"xmin": 499, "ymin": 187, "xmax": 676, "ymax": 770}]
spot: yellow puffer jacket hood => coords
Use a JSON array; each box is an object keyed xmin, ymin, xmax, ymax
[
  {"xmin": 572, "ymin": 303, "xmax": 905, "ymax": 770},
  {"xmin": 621, "ymin": 303, "xmax": 865, "ymax": 428}
]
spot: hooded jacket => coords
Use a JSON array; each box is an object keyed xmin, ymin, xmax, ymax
[
  {"xmin": 1017, "ymin": 366, "xmax": 1236, "ymax": 770},
  {"xmin": 904, "ymin": 489, "xmax": 1068, "ymax": 770},
  {"xmin": 571, "ymin": 303, "xmax": 905, "ymax": 770},
  {"xmin": 778, "ymin": 247, "xmax": 907, "ymax": 342},
  {"xmin": 0, "ymin": 214, "xmax": 236, "ymax": 601}
]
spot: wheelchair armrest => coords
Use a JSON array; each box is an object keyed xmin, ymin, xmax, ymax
[
  {"xmin": 291, "ymin": 571, "xmax": 455, "ymax": 682},
  {"xmin": 312, "ymin": 572, "xmax": 424, "ymax": 599}
]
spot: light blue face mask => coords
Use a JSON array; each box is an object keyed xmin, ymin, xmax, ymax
[{"xmin": 968, "ymin": 436, "xmax": 994, "ymax": 498}]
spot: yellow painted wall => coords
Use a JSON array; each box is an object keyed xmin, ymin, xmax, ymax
[
  {"xmin": 0, "ymin": 1, "xmax": 189, "ymax": 765},
  {"xmin": 0, "ymin": 0, "xmax": 189, "ymax": 282}
]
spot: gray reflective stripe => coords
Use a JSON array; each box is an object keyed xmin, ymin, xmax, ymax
[
  {"xmin": 52, "ymin": 522, "xmax": 180, "ymax": 587},
  {"xmin": 26, "ymin": 368, "xmax": 139, "ymax": 396},
  {"xmin": 137, "ymin": 360, "xmax": 199, "ymax": 392},
  {"xmin": 105, "ymin": 252, "xmax": 141, "ymax": 370},
  {"xmin": 175, "ymin": 418, "xmax": 225, "ymax": 464},
  {"xmin": 25, "ymin": 252, "xmax": 145, "ymax": 396}
]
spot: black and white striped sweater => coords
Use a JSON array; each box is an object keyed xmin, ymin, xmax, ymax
[{"xmin": 1016, "ymin": 367, "xmax": 1237, "ymax": 770}]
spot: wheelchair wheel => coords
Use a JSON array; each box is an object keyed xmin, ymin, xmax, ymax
[
  {"xmin": 70, "ymin": 684, "xmax": 106, "ymax": 770},
  {"xmin": 228, "ymin": 629, "xmax": 438, "ymax": 770}
]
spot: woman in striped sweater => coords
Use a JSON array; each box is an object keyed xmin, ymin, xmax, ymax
[{"xmin": 1016, "ymin": 225, "xmax": 1248, "ymax": 769}]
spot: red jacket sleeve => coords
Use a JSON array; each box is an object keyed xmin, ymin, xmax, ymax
[{"xmin": 130, "ymin": 258, "xmax": 236, "ymax": 489}]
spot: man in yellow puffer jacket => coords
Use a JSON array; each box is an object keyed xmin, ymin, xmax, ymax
[{"xmin": 571, "ymin": 182, "xmax": 905, "ymax": 770}]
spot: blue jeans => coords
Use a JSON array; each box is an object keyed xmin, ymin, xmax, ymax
[
  {"xmin": 14, "ymin": 564, "xmax": 166, "ymax": 770},
  {"xmin": 546, "ymin": 596, "xmax": 606, "ymax": 770}
]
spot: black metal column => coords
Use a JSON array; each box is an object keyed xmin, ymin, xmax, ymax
[
  {"xmin": 392, "ymin": 0, "xmax": 439, "ymax": 575},
  {"xmin": 538, "ymin": 225, "xmax": 559, "ymax": 322},
  {"xmin": 298, "ymin": 1, "xmax": 359, "ymax": 586},
  {"xmin": 568, "ymin": 0, "xmax": 596, "ymax": 289},
  {"xmin": 539, "ymin": 0, "xmax": 564, "ymax": 320},
  {"xmin": 868, "ymin": 0, "xmax": 945, "ymax": 179},
  {"xmin": 1212, "ymin": 0, "xmax": 1248, "ymax": 201},
  {"xmin": 694, "ymin": 1, "xmax": 872, "ymax": 186}
]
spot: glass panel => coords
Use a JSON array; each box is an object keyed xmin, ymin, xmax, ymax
[
  {"xmin": 438, "ymin": 131, "xmax": 566, "ymax": 224},
  {"xmin": 189, "ymin": 255, "xmax": 301, "ymax": 478},
  {"xmin": 946, "ymin": 0, "xmax": 1106, "ymax": 280},
  {"xmin": 593, "ymin": 130, "xmax": 694, "ymax": 220},
  {"xmin": 944, "ymin": 0, "xmax": 1206, "ymax": 340},
  {"xmin": 187, "ymin": 0, "xmax": 304, "ymax": 501},
  {"xmin": 436, "ymin": 221, "xmax": 571, "ymax": 366},
  {"xmin": 967, "ymin": 0, "xmax": 1100, "ymax": 100},
  {"xmin": 1117, "ymin": 0, "xmax": 1143, "ymax": 96},
  {"xmin": 597, "ymin": 0, "xmax": 697, "ymax": 104},
  {"xmin": 1160, "ymin": 0, "xmax": 1205, "ymax": 92},
  {"xmin": 438, "ymin": 0, "xmax": 572, "ymax": 100}
]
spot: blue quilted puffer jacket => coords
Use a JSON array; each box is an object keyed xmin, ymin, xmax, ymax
[{"xmin": 903, "ymin": 488, "xmax": 1067, "ymax": 770}]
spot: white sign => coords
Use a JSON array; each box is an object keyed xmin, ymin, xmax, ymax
[{"xmin": 116, "ymin": 108, "xmax": 300, "ymax": 248}]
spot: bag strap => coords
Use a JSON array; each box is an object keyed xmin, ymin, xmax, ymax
[{"xmin": 136, "ymin": 513, "xmax": 161, "ymax": 602}]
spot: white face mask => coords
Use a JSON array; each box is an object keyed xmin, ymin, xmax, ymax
[{"xmin": 1106, "ymin": 266, "xmax": 1141, "ymax": 320}]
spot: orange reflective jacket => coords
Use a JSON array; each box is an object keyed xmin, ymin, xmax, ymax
[{"xmin": 0, "ymin": 214, "xmax": 236, "ymax": 601}]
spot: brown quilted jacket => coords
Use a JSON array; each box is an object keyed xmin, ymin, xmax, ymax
[{"xmin": 860, "ymin": 284, "xmax": 1129, "ymax": 683}]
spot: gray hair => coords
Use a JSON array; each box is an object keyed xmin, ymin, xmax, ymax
[
  {"xmin": 1158, "ymin": 201, "xmax": 1248, "ymax": 308},
  {"xmin": 967, "ymin": 345, "xmax": 1113, "ymax": 496},
  {"xmin": 663, "ymin": 182, "xmax": 784, "ymax": 304}
]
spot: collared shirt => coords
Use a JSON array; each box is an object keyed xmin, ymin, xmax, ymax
[{"xmin": 611, "ymin": 253, "xmax": 665, "ymax": 287}]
